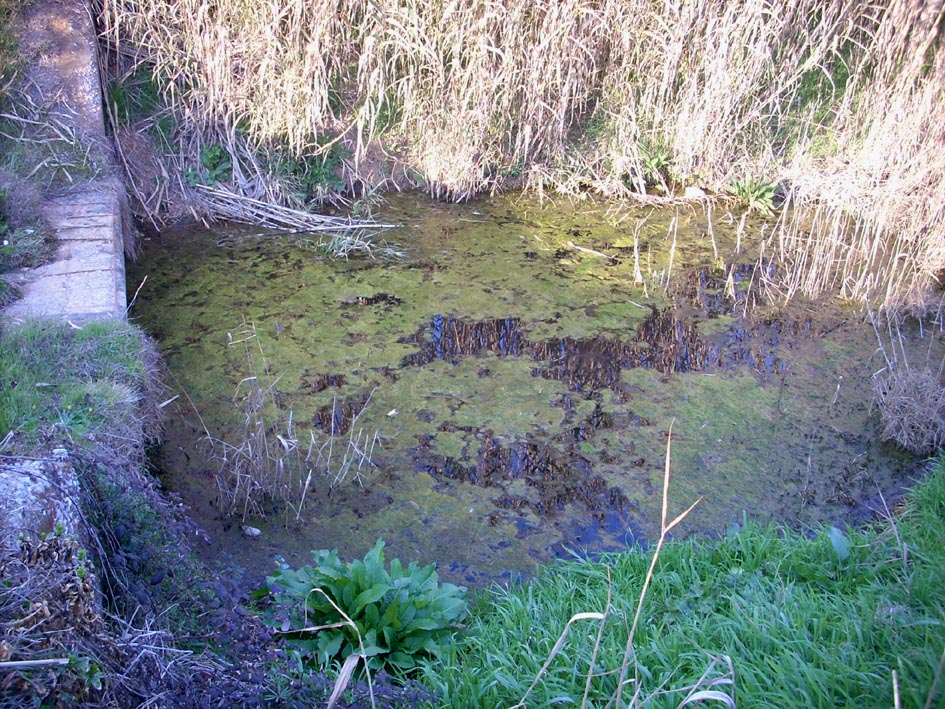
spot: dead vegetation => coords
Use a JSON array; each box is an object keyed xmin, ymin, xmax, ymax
[
  {"xmin": 97, "ymin": 0, "xmax": 944, "ymax": 309},
  {"xmin": 203, "ymin": 320, "xmax": 380, "ymax": 523},
  {"xmin": 870, "ymin": 306, "xmax": 945, "ymax": 456}
]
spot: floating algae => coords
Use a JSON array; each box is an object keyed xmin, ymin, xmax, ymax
[{"xmin": 128, "ymin": 192, "xmax": 927, "ymax": 586}]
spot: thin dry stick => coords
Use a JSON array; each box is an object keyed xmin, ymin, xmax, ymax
[
  {"xmin": 611, "ymin": 421, "xmax": 701, "ymax": 708},
  {"xmin": 509, "ymin": 610, "xmax": 608, "ymax": 709},
  {"xmin": 582, "ymin": 570, "xmax": 613, "ymax": 708},
  {"xmin": 706, "ymin": 202, "xmax": 718, "ymax": 264},
  {"xmin": 0, "ymin": 658, "xmax": 70, "ymax": 669},
  {"xmin": 296, "ymin": 587, "xmax": 376, "ymax": 709}
]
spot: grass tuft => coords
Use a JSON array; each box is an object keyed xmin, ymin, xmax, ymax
[{"xmin": 0, "ymin": 319, "xmax": 163, "ymax": 452}]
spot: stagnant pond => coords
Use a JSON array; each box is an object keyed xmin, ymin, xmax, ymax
[{"xmin": 128, "ymin": 192, "xmax": 924, "ymax": 587}]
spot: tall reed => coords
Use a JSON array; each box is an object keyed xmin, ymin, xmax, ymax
[{"xmin": 99, "ymin": 0, "xmax": 944, "ymax": 308}]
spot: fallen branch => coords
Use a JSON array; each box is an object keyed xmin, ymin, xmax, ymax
[{"xmin": 566, "ymin": 240, "xmax": 617, "ymax": 261}]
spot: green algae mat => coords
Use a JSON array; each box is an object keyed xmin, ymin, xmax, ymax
[{"xmin": 128, "ymin": 193, "xmax": 924, "ymax": 586}]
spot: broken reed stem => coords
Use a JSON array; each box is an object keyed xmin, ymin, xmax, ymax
[
  {"xmin": 665, "ymin": 214, "xmax": 678, "ymax": 294},
  {"xmin": 707, "ymin": 202, "xmax": 718, "ymax": 264}
]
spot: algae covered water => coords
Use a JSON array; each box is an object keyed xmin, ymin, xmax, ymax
[{"xmin": 128, "ymin": 193, "xmax": 921, "ymax": 586}]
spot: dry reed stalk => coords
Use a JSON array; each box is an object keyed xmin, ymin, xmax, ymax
[
  {"xmin": 613, "ymin": 422, "xmax": 701, "ymax": 707},
  {"xmin": 510, "ymin": 424, "xmax": 708, "ymax": 708},
  {"xmin": 206, "ymin": 321, "xmax": 311, "ymax": 520},
  {"xmin": 101, "ymin": 0, "xmax": 944, "ymax": 307},
  {"xmin": 763, "ymin": 0, "xmax": 945, "ymax": 308}
]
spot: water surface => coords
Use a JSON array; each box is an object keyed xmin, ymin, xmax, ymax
[{"xmin": 128, "ymin": 193, "xmax": 922, "ymax": 586}]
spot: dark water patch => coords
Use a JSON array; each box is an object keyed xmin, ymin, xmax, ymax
[
  {"xmin": 414, "ymin": 431, "xmax": 630, "ymax": 523},
  {"xmin": 674, "ymin": 263, "xmax": 769, "ymax": 317},
  {"xmin": 399, "ymin": 315, "xmax": 526, "ymax": 365},
  {"xmin": 303, "ymin": 373, "xmax": 348, "ymax": 393},
  {"xmin": 312, "ymin": 391, "xmax": 373, "ymax": 435},
  {"xmin": 552, "ymin": 510, "xmax": 639, "ymax": 557},
  {"xmin": 401, "ymin": 308, "xmax": 712, "ymax": 394},
  {"xmin": 340, "ymin": 293, "xmax": 403, "ymax": 307}
]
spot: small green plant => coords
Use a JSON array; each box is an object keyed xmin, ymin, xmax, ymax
[
  {"xmin": 267, "ymin": 143, "xmax": 348, "ymax": 204},
  {"xmin": 262, "ymin": 539, "xmax": 468, "ymax": 673},
  {"xmin": 185, "ymin": 143, "xmax": 232, "ymax": 186},
  {"xmin": 640, "ymin": 140, "xmax": 673, "ymax": 186},
  {"xmin": 106, "ymin": 68, "xmax": 176, "ymax": 148},
  {"xmin": 725, "ymin": 176, "xmax": 778, "ymax": 216}
]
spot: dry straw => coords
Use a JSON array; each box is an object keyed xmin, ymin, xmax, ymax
[
  {"xmin": 100, "ymin": 0, "xmax": 944, "ymax": 308},
  {"xmin": 869, "ymin": 306, "xmax": 945, "ymax": 455}
]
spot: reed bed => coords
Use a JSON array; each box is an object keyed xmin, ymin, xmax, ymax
[{"xmin": 99, "ymin": 0, "xmax": 944, "ymax": 307}]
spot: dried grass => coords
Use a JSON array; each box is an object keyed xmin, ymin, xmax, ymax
[
  {"xmin": 875, "ymin": 366, "xmax": 945, "ymax": 455},
  {"xmin": 99, "ymin": 0, "xmax": 944, "ymax": 307},
  {"xmin": 871, "ymin": 307, "xmax": 945, "ymax": 456},
  {"xmin": 204, "ymin": 320, "xmax": 379, "ymax": 523},
  {"xmin": 0, "ymin": 534, "xmax": 216, "ymax": 708}
]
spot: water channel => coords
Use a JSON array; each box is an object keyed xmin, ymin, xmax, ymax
[{"xmin": 128, "ymin": 192, "xmax": 923, "ymax": 587}]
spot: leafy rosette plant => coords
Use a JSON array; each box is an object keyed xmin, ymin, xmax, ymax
[
  {"xmin": 264, "ymin": 540, "xmax": 467, "ymax": 671},
  {"xmin": 725, "ymin": 177, "xmax": 779, "ymax": 217}
]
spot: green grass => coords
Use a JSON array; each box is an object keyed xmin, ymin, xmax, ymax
[
  {"xmin": 0, "ymin": 320, "xmax": 157, "ymax": 449},
  {"xmin": 0, "ymin": 188, "xmax": 54, "ymax": 306},
  {"xmin": 419, "ymin": 462, "xmax": 945, "ymax": 707},
  {"xmin": 0, "ymin": 3, "xmax": 60, "ymax": 301}
]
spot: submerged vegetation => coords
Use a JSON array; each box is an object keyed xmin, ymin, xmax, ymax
[{"xmin": 101, "ymin": 0, "xmax": 945, "ymax": 308}]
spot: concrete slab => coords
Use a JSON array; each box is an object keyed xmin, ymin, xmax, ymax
[
  {"xmin": 4, "ymin": 187, "xmax": 127, "ymax": 322},
  {"xmin": 1, "ymin": 0, "xmax": 128, "ymax": 324}
]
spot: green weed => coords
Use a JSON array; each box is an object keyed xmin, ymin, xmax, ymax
[
  {"xmin": 640, "ymin": 139, "xmax": 674, "ymax": 188},
  {"xmin": 185, "ymin": 143, "xmax": 232, "ymax": 187},
  {"xmin": 0, "ymin": 0, "xmax": 21, "ymax": 100},
  {"xmin": 262, "ymin": 539, "xmax": 468, "ymax": 673},
  {"xmin": 726, "ymin": 177, "xmax": 779, "ymax": 216},
  {"xmin": 266, "ymin": 143, "xmax": 348, "ymax": 205},
  {"xmin": 106, "ymin": 67, "xmax": 176, "ymax": 149}
]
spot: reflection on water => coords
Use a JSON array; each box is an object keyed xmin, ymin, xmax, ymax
[{"xmin": 128, "ymin": 192, "xmax": 924, "ymax": 586}]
